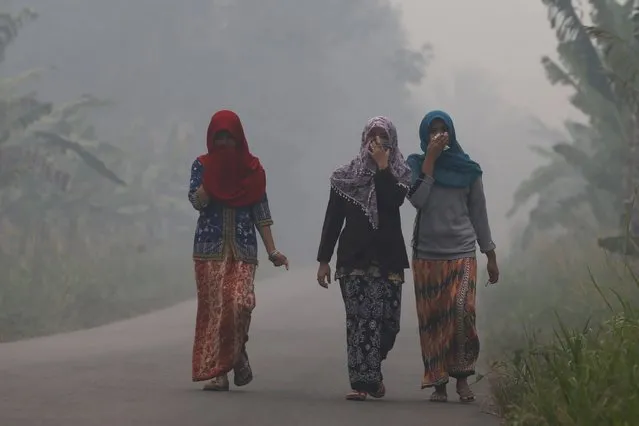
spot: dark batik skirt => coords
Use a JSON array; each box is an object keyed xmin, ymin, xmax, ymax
[{"xmin": 338, "ymin": 274, "xmax": 402, "ymax": 393}]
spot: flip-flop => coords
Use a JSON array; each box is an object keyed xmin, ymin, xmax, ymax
[{"xmin": 345, "ymin": 390, "xmax": 368, "ymax": 401}]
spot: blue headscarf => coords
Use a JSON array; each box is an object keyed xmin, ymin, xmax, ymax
[{"xmin": 406, "ymin": 110, "xmax": 482, "ymax": 188}]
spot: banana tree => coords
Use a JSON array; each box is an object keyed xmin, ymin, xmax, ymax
[
  {"xmin": 509, "ymin": 0, "xmax": 633, "ymax": 247},
  {"xmin": 583, "ymin": 0, "xmax": 639, "ymax": 254}
]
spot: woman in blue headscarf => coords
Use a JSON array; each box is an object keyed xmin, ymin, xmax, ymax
[{"xmin": 406, "ymin": 110, "xmax": 499, "ymax": 403}]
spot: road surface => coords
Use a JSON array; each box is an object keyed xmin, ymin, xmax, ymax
[{"xmin": 0, "ymin": 268, "xmax": 499, "ymax": 426}]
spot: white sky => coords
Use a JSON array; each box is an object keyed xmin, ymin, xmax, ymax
[{"xmin": 395, "ymin": 0, "xmax": 579, "ymax": 127}]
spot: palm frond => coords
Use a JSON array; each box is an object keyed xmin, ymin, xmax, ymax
[
  {"xmin": 528, "ymin": 145, "xmax": 558, "ymax": 159},
  {"xmin": 542, "ymin": 0, "xmax": 615, "ymax": 102},
  {"xmin": 563, "ymin": 120, "xmax": 593, "ymax": 146},
  {"xmin": 47, "ymin": 94, "xmax": 111, "ymax": 124},
  {"xmin": 632, "ymin": 0, "xmax": 639, "ymax": 41},
  {"xmin": 0, "ymin": 96, "xmax": 53, "ymax": 145},
  {"xmin": 519, "ymin": 192, "xmax": 591, "ymax": 247},
  {"xmin": 588, "ymin": 0, "xmax": 619, "ymax": 33},
  {"xmin": 0, "ymin": 8, "xmax": 37, "ymax": 62},
  {"xmin": 507, "ymin": 161, "xmax": 571, "ymax": 217},
  {"xmin": 542, "ymin": 0, "xmax": 583, "ymax": 40},
  {"xmin": 0, "ymin": 67, "xmax": 49, "ymax": 96},
  {"xmin": 586, "ymin": 25, "xmax": 639, "ymax": 107},
  {"xmin": 541, "ymin": 56, "xmax": 577, "ymax": 87},
  {"xmin": 553, "ymin": 143, "xmax": 619, "ymax": 192},
  {"xmin": 527, "ymin": 114, "xmax": 567, "ymax": 141},
  {"xmin": 34, "ymin": 131, "xmax": 126, "ymax": 186}
]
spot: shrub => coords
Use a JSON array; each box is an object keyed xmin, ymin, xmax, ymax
[{"xmin": 484, "ymin": 236, "xmax": 639, "ymax": 424}]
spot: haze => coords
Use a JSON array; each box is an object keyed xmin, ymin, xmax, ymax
[
  {"xmin": 0, "ymin": 1, "xmax": 587, "ymax": 424},
  {"xmin": 0, "ymin": 0, "xmax": 582, "ymax": 254}
]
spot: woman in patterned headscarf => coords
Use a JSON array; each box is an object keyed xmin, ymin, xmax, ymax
[
  {"xmin": 316, "ymin": 116, "xmax": 412, "ymax": 401},
  {"xmin": 189, "ymin": 109, "xmax": 289, "ymax": 391}
]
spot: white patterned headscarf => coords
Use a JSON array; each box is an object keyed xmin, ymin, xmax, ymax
[{"xmin": 329, "ymin": 116, "xmax": 412, "ymax": 229}]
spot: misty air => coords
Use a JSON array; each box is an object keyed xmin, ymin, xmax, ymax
[{"xmin": 0, "ymin": 1, "xmax": 637, "ymax": 425}]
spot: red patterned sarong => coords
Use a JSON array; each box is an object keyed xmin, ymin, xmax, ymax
[{"xmin": 192, "ymin": 256, "xmax": 256, "ymax": 381}]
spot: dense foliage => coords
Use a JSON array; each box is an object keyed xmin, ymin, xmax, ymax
[{"xmin": 484, "ymin": 1, "xmax": 639, "ymax": 424}]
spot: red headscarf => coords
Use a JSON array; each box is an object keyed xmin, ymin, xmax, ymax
[{"xmin": 198, "ymin": 110, "xmax": 266, "ymax": 207}]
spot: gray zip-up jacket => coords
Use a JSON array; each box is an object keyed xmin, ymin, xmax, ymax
[{"xmin": 407, "ymin": 174, "xmax": 495, "ymax": 260}]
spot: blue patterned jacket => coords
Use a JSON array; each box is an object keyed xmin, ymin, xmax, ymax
[{"xmin": 188, "ymin": 158, "xmax": 273, "ymax": 264}]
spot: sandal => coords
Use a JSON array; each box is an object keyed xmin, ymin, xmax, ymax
[
  {"xmin": 457, "ymin": 389, "xmax": 475, "ymax": 403},
  {"xmin": 368, "ymin": 383, "xmax": 386, "ymax": 399},
  {"xmin": 429, "ymin": 391, "xmax": 448, "ymax": 402},
  {"xmin": 233, "ymin": 350, "xmax": 253, "ymax": 387},
  {"xmin": 203, "ymin": 375, "xmax": 229, "ymax": 391},
  {"xmin": 345, "ymin": 390, "xmax": 368, "ymax": 401},
  {"xmin": 429, "ymin": 388, "xmax": 448, "ymax": 403},
  {"xmin": 456, "ymin": 381, "xmax": 475, "ymax": 402}
]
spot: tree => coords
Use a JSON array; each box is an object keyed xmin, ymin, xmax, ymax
[
  {"xmin": 508, "ymin": 0, "xmax": 635, "ymax": 246},
  {"xmin": 585, "ymin": 0, "xmax": 639, "ymax": 253}
]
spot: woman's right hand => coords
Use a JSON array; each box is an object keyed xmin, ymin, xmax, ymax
[
  {"xmin": 317, "ymin": 262, "xmax": 331, "ymax": 288},
  {"xmin": 426, "ymin": 132, "xmax": 448, "ymax": 160}
]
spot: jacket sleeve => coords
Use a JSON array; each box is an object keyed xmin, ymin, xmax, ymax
[
  {"xmin": 407, "ymin": 173, "xmax": 434, "ymax": 209},
  {"xmin": 188, "ymin": 159, "xmax": 209, "ymax": 211},
  {"xmin": 373, "ymin": 168, "xmax": 408, "ymax": 209},
  {"xmin": 317, "ymin": 188, "xmax": 346, "ymax": 263},
  {"xmin": 468, "ymin": 176, "xmax": 496, "ymax": 253}
]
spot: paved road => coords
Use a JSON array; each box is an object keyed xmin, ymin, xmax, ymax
[{"xmin": 0, "ymin": 269, "xmax": 499, "ymax": 426}]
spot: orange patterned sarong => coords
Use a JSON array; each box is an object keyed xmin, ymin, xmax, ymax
[
  {"xmin": 192, "ymin": 256, "xmax": 256, "ymax": 381},
  {"xmin": 413, "ymin": 257, "xmax": 479, "ymax": 388}
]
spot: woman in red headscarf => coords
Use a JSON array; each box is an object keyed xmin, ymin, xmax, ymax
[{"xmin": 189, "ymin": 110, "xmax": 289, "ymax": 391}]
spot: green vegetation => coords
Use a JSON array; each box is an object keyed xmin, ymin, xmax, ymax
[
  {"xmin": 490, "ymin": 301, "xmax": 639, "ymax": 425},
  {"xmin": 483, "ymin": 0, "xmax": 639, "ymax": 423},
  {"xmin": 0, "ymin": 9, "xmax": 196, "ymax": 341}
]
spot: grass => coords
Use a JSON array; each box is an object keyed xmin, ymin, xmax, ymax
[
  {"xmin": 489, "ymin": 311, "xmax": 639, "ymax": 425},
  {"xmin": 478, "ymin": 235, "xmax": 636, "ymax": 355},
  {"xmin": 483, "ymin": 235, "xmax": 639, "ymax": 425}
]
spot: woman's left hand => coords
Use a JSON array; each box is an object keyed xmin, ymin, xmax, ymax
[
  {"xmin": 487, "ymin": 258, "xmax": 499, "ymax": 284},
  {"xmin": 269, "ymin": 250, "xmax": 289, "ymax": 270},
  {"xmin": 196, "ymin": 185, "xmax": 209, "ymax": 204}
]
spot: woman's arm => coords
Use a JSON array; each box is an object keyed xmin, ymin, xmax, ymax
[
  {"xmin": 251, "ymin": 194, "xmax": 288, "ymax": 268},
  {"xmin": 407, "ymin": 173, "xmax": 435, "ymax": 209},
  {"xmin": 188, "ymin": 159, "xmax": 209, "ymax": 210},
  {"xmin": 374, "ymin": 168, "xmax": 408, "ymax": 209},
  {"xmin": 468, "ymin": 176, "xmax": 496, "ymax": 254},
  {"xmin": 317, "ymin": 188, "xmax": 346, "ymax": 264},
  {"xmin": 251, "ymin": 194, "xmax": 276, "ymax": 252}
]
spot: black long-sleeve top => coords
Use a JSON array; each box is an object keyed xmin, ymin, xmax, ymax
[{"xmin": 317, "ymin": 168, "xmax": 410, "ymax": 275}]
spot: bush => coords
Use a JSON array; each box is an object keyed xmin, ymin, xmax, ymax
[
  {"xmin": 478, "ymin": 234, "xmax": 636, "ymax": 356},
  {"xmin": 484, "ymin": 235, "xmax": 639, "ymax": 424},
  {"xmin": 489, "ymin": 310, "xmax": 639, "ymax": 425}
]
